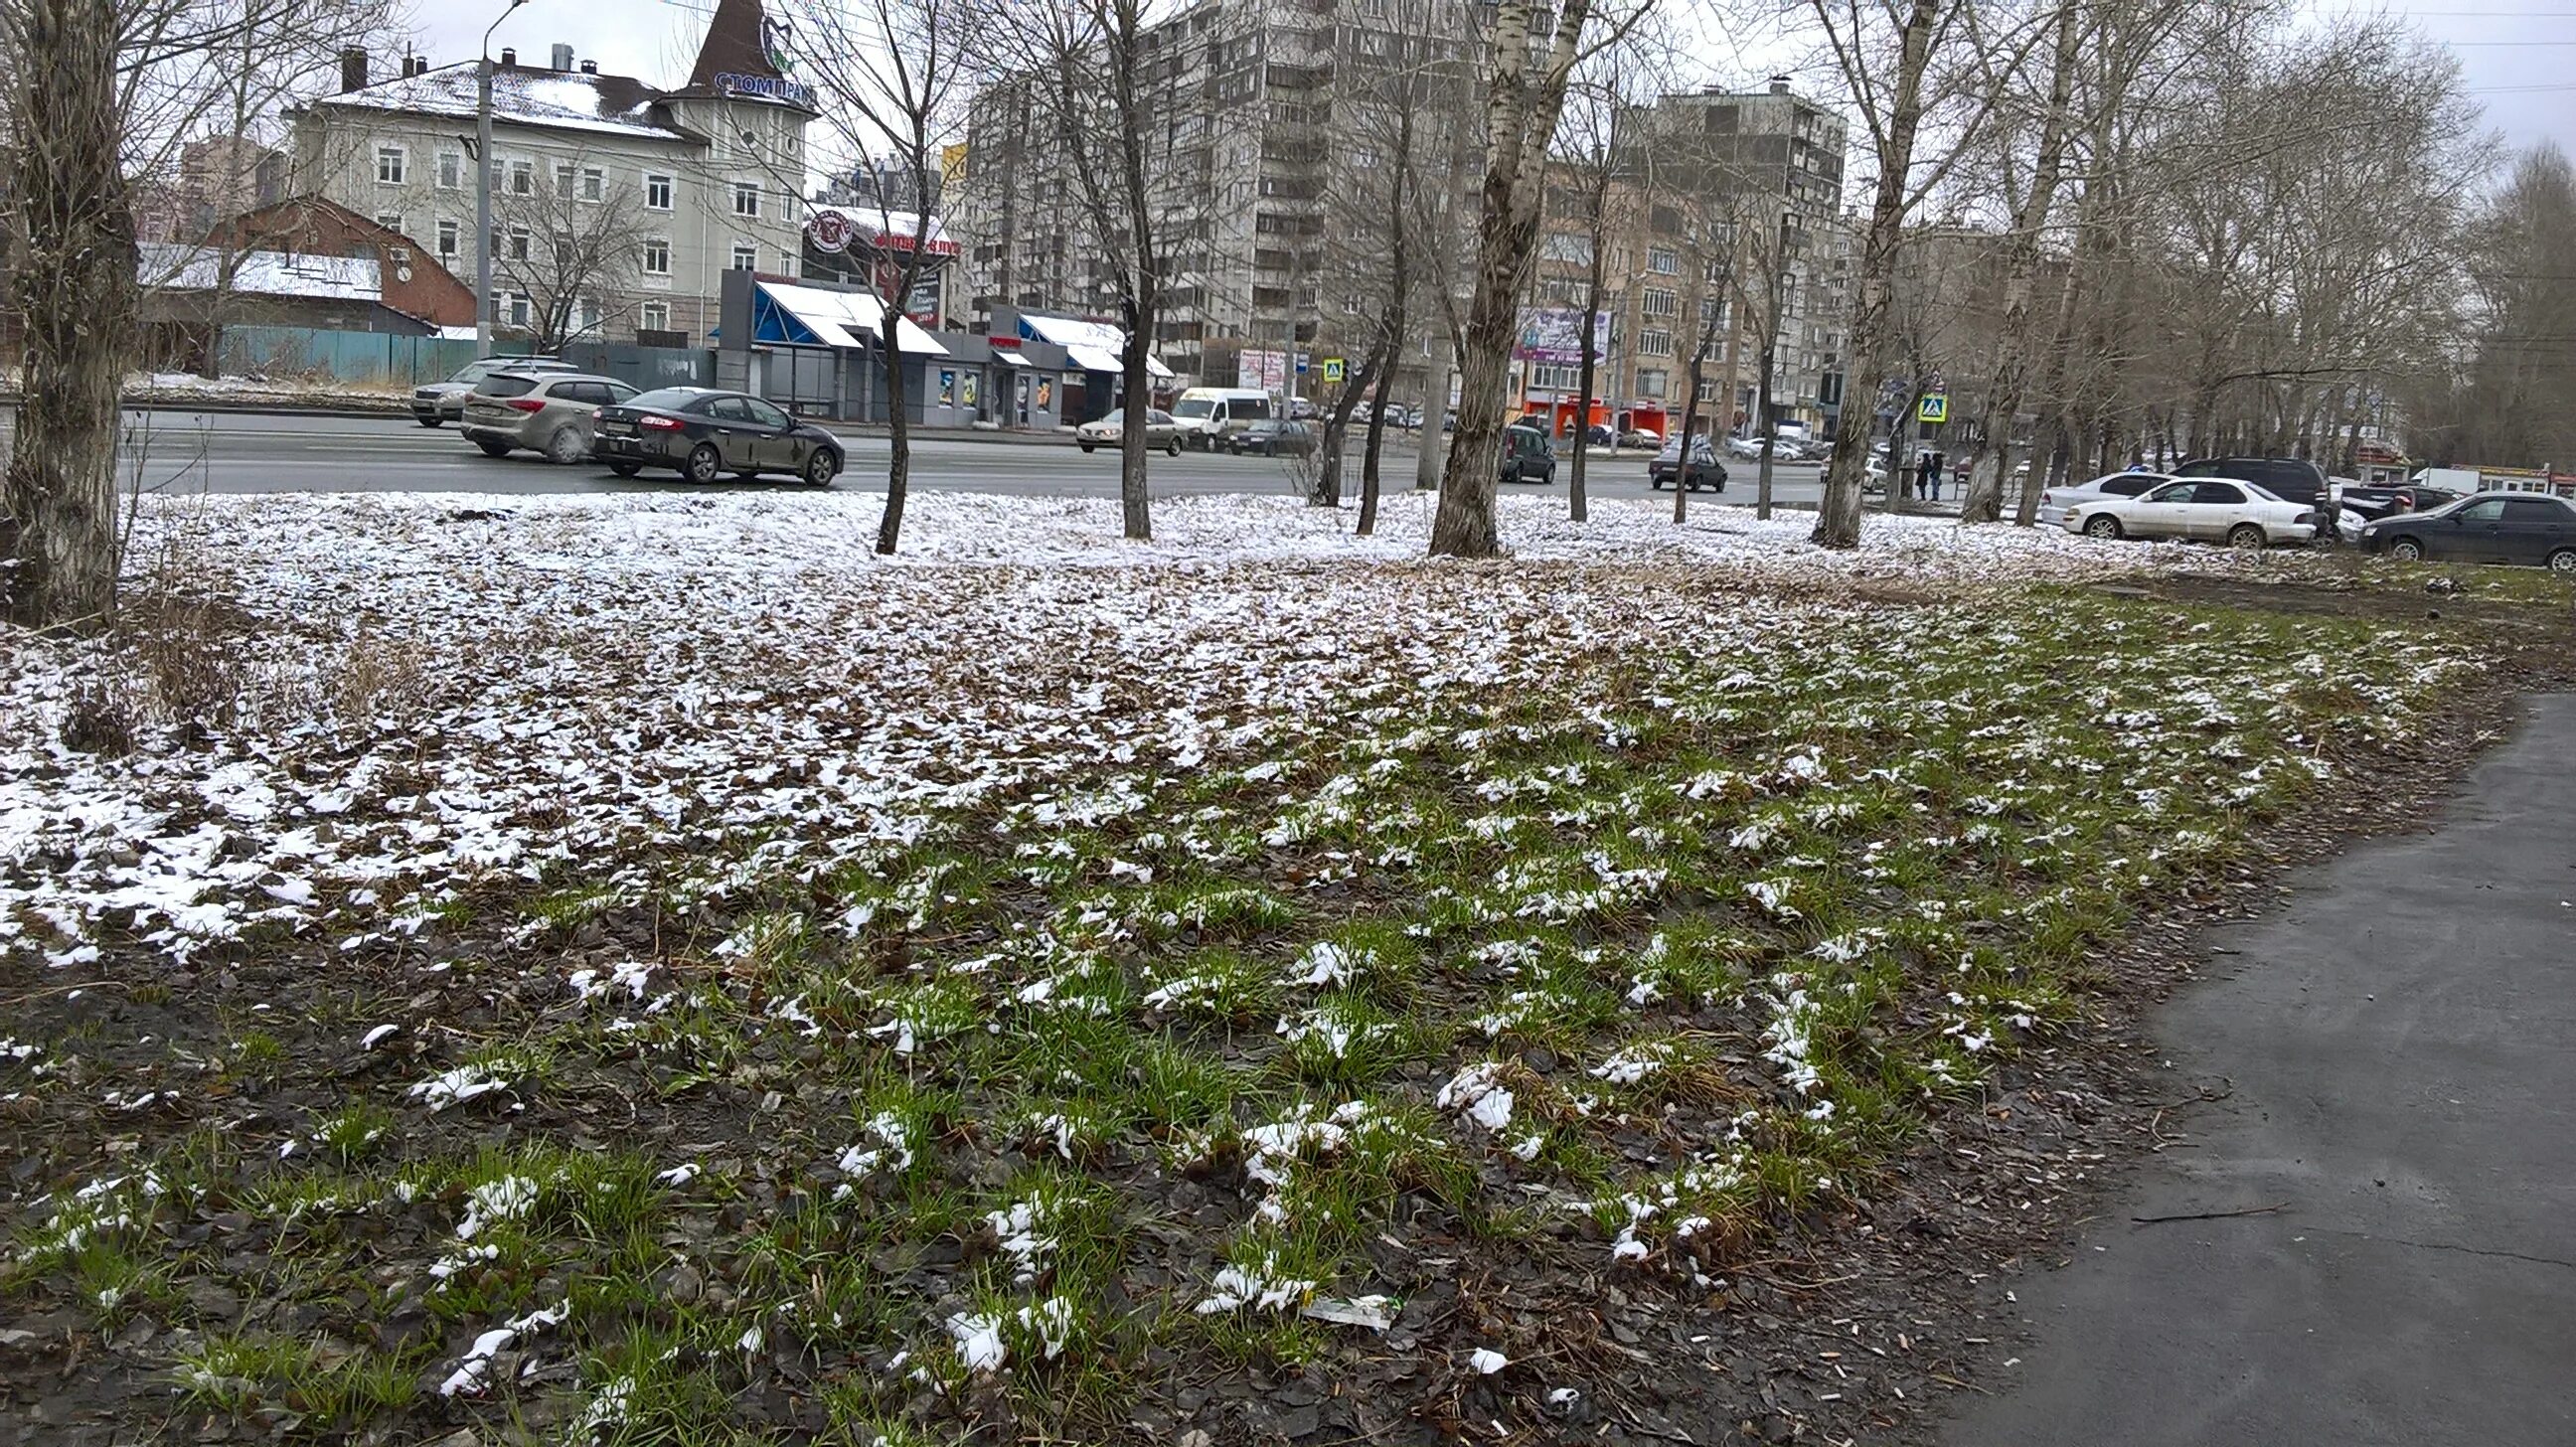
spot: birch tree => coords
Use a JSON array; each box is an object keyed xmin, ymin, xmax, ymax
[{"xmin": 1429, "ymin": 0, "xmax": 1648, "ymax": 558}]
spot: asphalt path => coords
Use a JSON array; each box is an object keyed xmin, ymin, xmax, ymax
[
  {"xmin": 0, "ymin": 407, "xmax": 1832, "ymax": 503},
  {"xmin": 1941, "ymin": 696, "xmax": 2576, "ymax": 1445}
]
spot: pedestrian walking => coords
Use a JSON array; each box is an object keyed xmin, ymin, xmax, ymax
[
  {"xmin": 1927, "ymin": 450, "xmax": 1945, "ymax": 501},
  {"xmin": 1915, "ymin": 452, "xmax": 1936, "ymax": 500}
]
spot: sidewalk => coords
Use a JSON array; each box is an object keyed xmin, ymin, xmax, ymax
[{"xmin": 1940, "ymin": 696, "xmax": 2576, "ymax": 1445}]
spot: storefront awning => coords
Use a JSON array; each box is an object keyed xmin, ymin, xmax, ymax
[
  {"xmin": 755, "ymin": 281, "xmax": 948, "ymax": 356},
  {"xmin": 1019, "ymin": 313, "xmax": 1172, "ymax": 379},
  {"xmin": 991, "ymin": 350, "xmax": 1034, "ymax": 367}
]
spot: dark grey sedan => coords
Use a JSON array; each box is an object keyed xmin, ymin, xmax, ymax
[
  {"xmin": 592, "ymin": 388, "xmax": 845, "ymax": 486},
  {"xmin": 2358, "ymin": 493, "xmax": 2576, "ymax": 572}
]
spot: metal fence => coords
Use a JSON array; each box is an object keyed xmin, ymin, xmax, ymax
[{"xmin": 210, "ymin": 326, "xmax": 714, "ymax": 391}]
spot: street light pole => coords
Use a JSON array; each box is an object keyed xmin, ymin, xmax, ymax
[{"xmin": 475, "ymin": 0, "xmax": 529, "ymax": 353}]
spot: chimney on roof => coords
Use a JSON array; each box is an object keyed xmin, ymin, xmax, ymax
[
  {"xmin": 579, "ymin": 59, "xmax": 597, "ymax": 75},
  {"xmin": 551, "ymin": 43, "xmax": 573, "ymax": 71},
  {"xmin": 1767, "ymin": 74, "xmax": 1791, "ymax": 95},
  {"xmin": 339, "ymin": 47, "xmax": 368, "ymax": 92},
  {"xmin": 498, "ymin": 47, "xmax": 517, "ymax": 68}
]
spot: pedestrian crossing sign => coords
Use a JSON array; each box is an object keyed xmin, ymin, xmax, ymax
[
  {"xmin": 1322, "ymin": 358, "xmax": 1346, "ymax": 384},
  {"xmin": 1918, "ymin": 394, "xmax": 1949, "ymax": 423}
]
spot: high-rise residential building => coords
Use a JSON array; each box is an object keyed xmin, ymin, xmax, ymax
[
  {"xmin": 947, "ymin": 0, "xmax": 1478, "ymax": 388},
  {"xmin": 285, "ymin": 0, "xmax": 816, "ymax": 345},
  {"xmin": 1615, "ymin": 78, "xmax": 1852, "ymax": 432}
]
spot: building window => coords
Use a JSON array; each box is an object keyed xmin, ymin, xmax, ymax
[
  {"xmin": 1698, "ymin": 296, "xmax": 1728, "ymax": 327},
  {"xmin": 374, "ymin": 212, "xmax": 403, "ymax": 235},
  {"xmin": 645, "ymin": 172, "xmax": 673, "ymax": 210},
  {"xmin": 435, "ymin": 220, "xmax": 458, "ymax": 258},
  {"xmin": 1529, "ymin": 363, "xmax": 1579, "ymax": 392},
  {"xmin": 1648, "ymin": 247, "xmax": 1678, "ymax": 274},
  {"xmin": 778, "ymin": 248, "xmax": 800, "ymax": 277},
  {"xmin": 1541, "ymin": 233, "xmax": 1592, "ymax": 265},
  {"xmin": 730, "ymin": 241, "xmax": 757, "ymax": 270},
  {"xmin": 499, "ymin": 292, "xmax": 531, "ymax": 327},
  {"xmin": 555, "ymin": 163, "xmax": 574, "ymax": 199},
  {"xmin": 641, "ymin": 237, "xmax": 670, "ymax": 274},
  {"xmin": 375, "ymin": 146, "xmax": 406, "ymax": 184},
  {"xmin": 436, "ymin": 151, "xmax": 461, "ymax": 190},
  {"xmin": 1636, "ymin": 368, "xmax": 1668, "ymax": 398},
  {"xmin": 508, "ymin": 160, "xmax": 533, "ymax": 195},
  {"xmin": 581, "ymin": 167, "xmax": 603, "ymax": 202},
  {"xmin": 508, "ymin": 227, "xmax": 530, "ymax": 261},
  {"xmin": 1639, "ymin": 330, "xmax": 1674, "ymax": 358},
  {"xmin": 732, "ymin": 182, "xmax": 760, "ymax": 218},
  {"xmin": 572, "ymin": 297, "xmax": 598, "ymax": 335},
  {"xmin": 1642, "ymin": 287, "xmax": 1677, "ymax": 317},
  {"xmin": 640, "ymin": 301, "xmax": 670, "ymax": 333}
]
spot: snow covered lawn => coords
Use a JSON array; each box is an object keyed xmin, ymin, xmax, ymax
[{"xmin": 0, "ymin": 489, "xmax": 2500, "ymax": 1441}]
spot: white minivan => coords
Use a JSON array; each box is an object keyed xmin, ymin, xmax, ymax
[{"xmin": 1172, "ymin": 388, "xmax": 1274, "ymax": 450}]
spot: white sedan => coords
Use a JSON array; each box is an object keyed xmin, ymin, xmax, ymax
[
  {"xmin": 2038, "ymin": 471, "xmax": 2176, "ymax": 527},
  {"xmin": 2062, "ymin": 477, "xmax": 2317, "ymax": 549}
]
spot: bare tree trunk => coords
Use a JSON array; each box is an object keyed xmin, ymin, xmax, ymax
[
  {"xmin": 877, "ymin": 335, "xmax": 909, "ymax": 554},
  {"xmin": 1119, "ymin": 327, "xmax": 1151, "ymax": 541},
  {"xmin": 5, "ymin": 0, "xmax": 134, "ymax": 627},
  {"xmin": 1431, "ymin": 0, "xmax": 1597, "ymax": 558},
  {"xmin": 1570, "ymin": 211, "xmax": 1608, "ymax": 523},
  {"xmin": 1813, "ymin": 0, "xmax": 1940, "ymax": 550},
  {"xmin": 1959, "ymin": 0, "xmax": 2078, "ymax": 526},
  {"xmin": 1415, "ymin": 335, "xmax": 1449, "ymax": 492},
  {"xmin": 1670, "ymin": 329, "xmax": 1714, "ymax": 525}
]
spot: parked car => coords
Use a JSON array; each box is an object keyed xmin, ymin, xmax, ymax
[
  {"xmin": 1584, "ymin": 423, "xmax": 1617, "ymax": 448},
  {"xmin": 459, "ymin": 371, "xmax": 642, "ymax": 463},
  {"xmin": 1287, "ymin": 397, "xmax": 1319, "ymax": 420},
  {"xmin": 1171, "ymin": 388, "xmax": 1274, "ymax": 450},
  {"xmin": 2037, "ymin": 471, "xmax": 2177, "ymax": 527},
  {"xmin": 1075, "ymin": 407, "xmax": 1183, "ymax": 456},
  {"xmin": 2359, "ymin": 493, "xmax": 2576, "ymax": 571},
  {"xmin": 591, "ymin": 387, "xmax": 845, "ymax": 486},
  {"xmin": 1230, "ymin": 418, "xmax": 1315, "ymax": 457},
  {"xmin": 1618, "ymin": 426, "xmax": 1662, "ymax": 450},
  {"xmin": 2338, "ymin": 482, "xmax": 2467, "ymax": 522},
  {"xmin": 2062, "ymin": 477, "xmax": 2316, "ymax": 548},
  {"xmin": 1648, "ymin": 435, "xmax": 1727, "ymax": 492},
  {"xmin": 2173, "ymin": 455, "xmax": 2331, "ymax": 506},
  {"xmin": 1501, "ymin": 423, "xmax": 1556, "ymax": 485},
  {"xmin": 410, "ymin": 355, "xmax": 575, "ymax": 426}
]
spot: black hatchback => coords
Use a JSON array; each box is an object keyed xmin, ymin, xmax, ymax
[{"xmin": 592, "ymin": 388, "xmax": 846, "ymax": 486}]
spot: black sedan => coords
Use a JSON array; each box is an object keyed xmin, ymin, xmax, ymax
[
  {"xmin": 1648, "ymin": 436, "xmax": 1727, "ymax": 492},
  {"xmin": 2358, "ymin": 492, "xmax": 2576, "ymax": 571},
  {"xmin": 1230, "ymin": 418, "xmax": 1316, "ymax": 457},
  {"xmin": 592, "ymin": 388, "xmax": 845, "ymax": 486},
  {"xmin": 2339, "ymin": 484, "xmax": 2467, "ymax": 522}
]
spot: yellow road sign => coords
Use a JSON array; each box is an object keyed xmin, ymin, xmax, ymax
[
  {"xmin": 1322, "ymin": 358, "xmax": 1346, "ymax": 384},
  {"xmin": 1918, "ymin": 394, "xmax": 1949, "ymax": 423}
]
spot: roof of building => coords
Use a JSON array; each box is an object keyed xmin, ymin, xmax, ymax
[
  {"xmin": 310, "ymin": 62, "xmax": 690, "ymax": 142},
  {"xmin": 139, "ymin": 242, "xmax": 382, "ymax": 301},
  {"xmin": 1017, "ymin": 312, "xmax": 1174, "ymax": 378}
]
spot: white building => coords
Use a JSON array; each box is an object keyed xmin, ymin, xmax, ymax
[{"xmin": 288, "ymin": 0, "xmax": 816, "ymax": 346}]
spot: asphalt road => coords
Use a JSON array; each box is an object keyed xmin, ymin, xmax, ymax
[
  {"xmin": 1941, "ymin": 696, "xmax": 2576, "ymax": 1445},
  {"xmin": 0, "ymin": 407, "xmax": 1831, "ymax": 503}
]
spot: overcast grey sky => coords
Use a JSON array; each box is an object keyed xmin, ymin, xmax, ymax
[{"xmin": 406, "ymin": 0, "xmax": 2574, "ymax": 171}]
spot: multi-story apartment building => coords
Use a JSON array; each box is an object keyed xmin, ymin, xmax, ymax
[
  {"xmin": 286, "ymin": 0, "xmax": 815, "ymax": 345},
  {"xmin": 135, "ymin": 136, "xmax": 291, "ymax": 244},
  {"xmin": 1577, "ymin": 78, "xmax": 1852, "ymax": 434},
  {"xmin": 948, "ymin": 0, "xmax": 1476, "ymax": 388}
]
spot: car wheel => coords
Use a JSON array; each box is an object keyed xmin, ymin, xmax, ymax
[
  {"xmin": 1167, "ymin": 440, "xmax": 1181, "ymax": 457},
  {"xmin": 2226, "ymin": 523, "xmax": 2267, "ymax": 551},
  {"xmin": 1079, "ymin": 440, "xmax": 1095, "ymax": 453},
  {"xmin": 606, "ymin": 460, "xmax": 642, "ymax": 478},
  {"xmin": 545, "ymin": 425, "xmax": 585, "ymax": 465},
  {"xmin": 416, "ymin": 416, "xmax": 442, "ymax": 428},
  {"xmin": 685, "ymin": 443, "xmax": 724, "ymax": 484},
  {"xmin": 2081, "ymin": 513, "xmax": 2124, "ymax": 540},
  {"xmin": 1651, "ymin": 477, "xmax": 1665, "ymax": 490},
  {"xmin": 803, "ymin": 448, "xmax": 840, "ymax": 488},
  {"xmin": 2549, "ymin": 547, "xmax": 2576, "ymax": 574},
  {"xmin": 2389, "ymin": 537, "xmax": 2425, "ymax": 562},
  {"xmin": 474, "ymin": 438, "xmax": 511, "ymax": 458}
]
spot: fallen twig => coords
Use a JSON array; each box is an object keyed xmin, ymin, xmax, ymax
[{"xmin": 2130, "ymin": 1202, "xmax": 2287, "ymax": 1225}]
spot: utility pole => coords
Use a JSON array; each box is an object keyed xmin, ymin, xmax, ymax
[{"xmin": 475, "ymin": 0, "xmax": 530, "ymax": 353}]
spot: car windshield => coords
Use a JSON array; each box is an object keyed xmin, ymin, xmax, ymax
[
  {"xmin": 1097, "ymin": 408, "xmax": 1124, "ymax": 423},
  {"xmin": 1174, "ymin": 399, "xmax": 1213, "ymax": 419},
  {"xmin": 625, "ymin": 388, "xmax": 707, "ymax": 411},
  {"xmin": 452, "ymin": 361, "xmax": 501, "ymax": 384}
]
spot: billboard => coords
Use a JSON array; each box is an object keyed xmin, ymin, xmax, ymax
[{"xmin": 1514, "ymin": 307, "xmax": 1610, "ymax": 365}]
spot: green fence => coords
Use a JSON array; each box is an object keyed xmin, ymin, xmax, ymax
[{"xmin": 212, "ymin": 326, "xmax": 714, "ymax": 391}]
